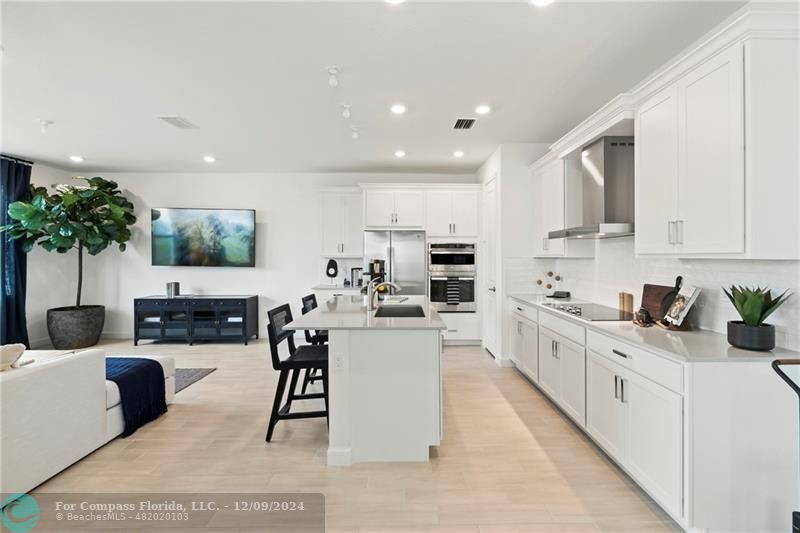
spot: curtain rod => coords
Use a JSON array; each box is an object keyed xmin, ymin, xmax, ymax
[{"xmin": 0, "ymin": 154, "xmax": 34, "ymax": 166}]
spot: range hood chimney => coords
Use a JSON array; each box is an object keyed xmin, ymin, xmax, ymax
[{"xmin": 549, "ymin": 136, "xmax": 635, "ymax": 239}]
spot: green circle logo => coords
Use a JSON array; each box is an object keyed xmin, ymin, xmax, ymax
[{"xmin": 1, "ymin": 494, "xmax": 40, "ymax": 533}]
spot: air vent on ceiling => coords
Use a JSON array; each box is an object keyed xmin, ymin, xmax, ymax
[
  {"xmin": 158, "ymin": 116, "xmax": 198, "ymax": 129},
  {"xmin": 453, "ymin": 118, "xmax": 476, "ymax": 130}
]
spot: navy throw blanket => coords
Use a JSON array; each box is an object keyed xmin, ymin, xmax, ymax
[{"xmin": 105, "ymin": 358, "xmax": 167, "ymax": 437}]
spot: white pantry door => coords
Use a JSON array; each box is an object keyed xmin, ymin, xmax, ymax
[{"xmin": 483, "ymin": 178, "xmax": 499, "ymax": 357}]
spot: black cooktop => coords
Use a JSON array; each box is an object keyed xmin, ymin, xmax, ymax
[{"xmin": 541, "ymin": 302, "xmax": 634, "ymax": 322}]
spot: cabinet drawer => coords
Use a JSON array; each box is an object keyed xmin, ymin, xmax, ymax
[
  {"xmin": 510, "ymin": 300, "xmax": 538, "ymax": 323},
  {"xmin": 539, "ymin": 311, "xmax": 585, "ymax": 346},
  {"xmin": 587, "ymin": 331, "xmax": 683, "ymax": 394},
  {"xmin": 441, "ymin": 313, "xmax": 480, "ymax": 340}
]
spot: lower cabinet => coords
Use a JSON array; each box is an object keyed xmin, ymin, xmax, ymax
[
  {"xmin": 440, "ymin": 313, "xmax": 481, "ymax": 342},
  {"xmin": 586, "ymin": 349, "xmax": 683, "ymax": 518},
  {"xmin": 511, "ymin": 312, "xmax": 538, "ymax": 382},
  {"xmin": 538, "ymin": 325, "xmax": 586, "ymax": 427}
]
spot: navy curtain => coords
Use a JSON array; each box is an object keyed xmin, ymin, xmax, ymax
[{"xmin": 1, "ymin": 156, "xmax": 32, "ymax": 346}]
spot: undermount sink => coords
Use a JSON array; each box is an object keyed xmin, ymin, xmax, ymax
[{"xmin": 374, "ymin": 305, "xmax": 426, "ymax": 318}]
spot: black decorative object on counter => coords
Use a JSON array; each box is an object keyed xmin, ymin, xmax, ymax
[
  {"xmin": 727, "ymin": 321, "xmax": 776, "ymax": 351},
  {"xmin": 723, "ymin": 285, "xmax": 792, "ymax": 351},
  {"xmin": 326, "ymin": 259, "xmax": 339, "ymax": 280}
]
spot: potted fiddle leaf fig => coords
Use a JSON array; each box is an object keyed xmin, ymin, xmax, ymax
[
  {"xmin": 723, "ymin": 285, "xmax": 792, "ymax": 351},
  {"xmin": 0, "ymin": 176, "xmax": 136, "ymax": 349}
]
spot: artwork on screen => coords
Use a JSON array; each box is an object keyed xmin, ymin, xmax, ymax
[{"xmin": 151, "ymin": 208, "xmax": 256, "ymax": 267}]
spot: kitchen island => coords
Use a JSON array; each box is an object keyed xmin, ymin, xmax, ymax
[{"xmin": 285, "ymin": 295, "xmax": 446, "ymax": 465}]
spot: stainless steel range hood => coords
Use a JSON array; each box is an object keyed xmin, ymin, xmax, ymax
[{"xmin": 549, "ymin": 136, "xmax": 635, "ymax": 240}]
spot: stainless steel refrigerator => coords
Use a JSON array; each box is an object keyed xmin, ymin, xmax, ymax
[{"xmin": 363, "ymin": 230, "xmax": 427, "ymax": 296}]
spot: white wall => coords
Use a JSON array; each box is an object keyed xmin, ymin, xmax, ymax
[
  {"xmin": 508, "ymin": 239, "xmax": 800, "ymax": 351},
  {"xmin": 26, "ymin": 170, "xmax": 475, "ymax": 346}
]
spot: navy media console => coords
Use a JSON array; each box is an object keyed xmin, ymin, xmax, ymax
[{"xmin": 134, "ymin": 295, "xmax": 258, "ymax": 346}]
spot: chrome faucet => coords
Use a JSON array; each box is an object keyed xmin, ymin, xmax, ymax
[{"xmin": 368, "ymin": 280, "xmax": 401, "ymax": 311}]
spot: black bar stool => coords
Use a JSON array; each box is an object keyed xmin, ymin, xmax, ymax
[
  {"xmin": 300, "ymin": 294, "xmax": 327, "ymax": 394},
  {"xmin": 265, "ymin": 304, "xmax": 329, "ymax": 442}
]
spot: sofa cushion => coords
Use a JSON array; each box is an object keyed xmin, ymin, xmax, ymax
[{"xmin": 105, "ymin": 380, "xmax": 121, "ymax": 409}]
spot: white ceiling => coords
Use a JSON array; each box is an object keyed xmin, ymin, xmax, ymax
[{"xmin": 2, "ymin": 1, "xmax": 744, "ymax": 174}]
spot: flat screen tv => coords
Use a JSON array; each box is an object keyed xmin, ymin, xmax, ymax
[{"xmin": 151, "ymin": 208, "xmax": 256, "ymax": 267}]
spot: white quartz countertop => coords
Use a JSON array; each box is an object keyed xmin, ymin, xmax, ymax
[
  {"xmin": 285, "ymin": 295, "xmax": 447, "ymax": 331},
  {"xmin": 509, "ymin": 293, "xmax": 800, "ymax": 364},
  {"xmin": 312, "ymin": 284, "xmax": 363, "ymax": 291}
]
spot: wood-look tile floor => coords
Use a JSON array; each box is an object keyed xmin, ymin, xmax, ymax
[{"xmin": 35, "ymin": 340, "xmax": 680, "ymax": 532}]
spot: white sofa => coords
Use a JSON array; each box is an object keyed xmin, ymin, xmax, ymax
[{"xmin": 0, "ymin": 349, "xmax": 175, "ymax": 498}]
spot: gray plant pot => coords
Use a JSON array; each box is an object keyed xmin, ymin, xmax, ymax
[
  {"xmin": 47, "ymin": 305, "xmax": 105, "ymax": 350},
  {"xmin": 727, "ymin": 320, "xmax": 775, "ymax": 351}
]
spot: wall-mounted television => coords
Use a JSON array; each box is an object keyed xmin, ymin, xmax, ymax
[{"xmin": 151, "ymin": 208, "xmax": 256, "ymax": 267}]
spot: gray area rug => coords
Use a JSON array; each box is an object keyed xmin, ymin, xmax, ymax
[{"xmin": 175, "ymin": 368, "xmax": 216, "ymax": 393}]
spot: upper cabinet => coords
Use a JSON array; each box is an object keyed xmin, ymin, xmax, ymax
[
  {"xmin": 531, "ymin": 158, "xmax": 593, "ymax": 258},
  {"xmin": 321, "ymin": 191, "xmax": 363, "ymax": 258},
  {"xmin": 636, "ymin": 45, "xmax": 745, "ymax": 255},
  {"xmin": 425, "ymin": 189, "xmax": 480, "ymax": 237},
  {"xmin": 364, "ymin": 189, "xmax": 425, "ymax": 229}
]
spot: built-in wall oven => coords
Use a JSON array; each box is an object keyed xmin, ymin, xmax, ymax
[{"xmin": 428, "ymin": 243, "xmax": 476, "ymax": 313}]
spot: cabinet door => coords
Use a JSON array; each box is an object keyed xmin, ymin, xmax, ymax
[
  {"xmin": 678, "ymin": 45, "xmax": 744, "ymax": 254},
  {"xmin": 341, "ymin": 192, "xmax": 364, "ymax": 257},
  {"xmin": 625, "ymin": 373, "xmax": 683, "ymax": 518},
  {"xmin": 557, "ymin": 335, "xmax": 586, "ymax": 427},
  {"xmin": 426, "ymin": 191, "xmax": 453, "ymax": 236},
  {"xmin": 538, "ymin": 327, "xmax": 561, "ymax": 400},
  {"xmin": 393, "ymin": 190, "xmax": 425, "ymax": 228},
  {"xmin": 364, "ymin": 190, "xmax": 395, "ymax": 228},
  {"xmin": 451, "ymin": 190, "xmax": 479, "ymax": 237},
  {"xmin": 636, "ymin": 85, "xmax": 679, "ymax": 254},
  {"xmin": 321, "ymin": 193, "xmax": 344, "ymax": 257},
  {"xmin": 586, "ymin": 351, "xmax": 628, "ymax": 462},
  {"xmin": 520, "ymin": 319, "xmax": 539, "ymax": 383},
  {"xmin": 540, "ymin": 162, "xmax": 565, "ymax": 256},
  {"xmin": 532, "ymin": 167, "xmax": 547, "ymax": 256}
]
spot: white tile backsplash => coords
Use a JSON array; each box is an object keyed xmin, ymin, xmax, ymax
[{"xmin": 511, "ymin": 238, "xmax": 800, "ymax": 350}]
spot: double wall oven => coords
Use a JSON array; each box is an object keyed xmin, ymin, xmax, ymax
[{"xmin": 428, "ymin": 243, "xmax": 476, "ymax": 313}]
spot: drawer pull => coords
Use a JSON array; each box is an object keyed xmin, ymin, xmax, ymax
[
  {"xmin": 612, "ymin": 349, "xmax": 631, "ymax": 360},
  {"xmin": 614, "ymin": 375, "xmax": 620, "ymax": 399},
  {"xmin": 516, "ymin": 307, "xmax": 524, "ymax": 311}
]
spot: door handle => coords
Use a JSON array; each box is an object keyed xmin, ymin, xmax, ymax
[
  {"xmin": 614, "ymin": 375, "xmax": 620, "ymax": 399},
  {"xmin": 620, "ymin": 378, "xmax": 627, "ymax": 403}
]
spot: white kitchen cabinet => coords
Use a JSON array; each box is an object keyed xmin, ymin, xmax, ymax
[
  {"xmin": 636, "ymin": 44, "xmax": 746, "ymax": 256},
  {"xmin": 635, "ymin": 85, "xmax": 680, "ymax": 254},
  {"xmin": 558, "ymin": 334, "xmax": 586, "ymax": 426},
  {"xmin": 512, "ymin": 312, "xmax": 538, "ymax": 383},
  {"xmin": 625, "ymin": 369, "xmax": 683, "ymax": 519},
  {"xmin": 587, "ymin": 351, "xmax": 628, "ymax": 462},
  {"xmin": 364, "ymin": 189, "xmax": 424, "ymax": 229},
  {"xmin": 425, "ymin": 189, "xmax": 479, "ymax": 237},
  {"xmin": 440, "ymin": 312, "xmax": 480, "ymax": 343},
  {"xmin": 322, "ymin": 191, "xmax": 363, "ymax": 258},
  {"xmin": 538, "ymin": 327, "xmax": 561, "ymax": 400}
]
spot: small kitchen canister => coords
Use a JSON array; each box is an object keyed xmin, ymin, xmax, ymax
[{"xmin": 166, "ymin": 282, "xmax": 181, "ymax": 298}]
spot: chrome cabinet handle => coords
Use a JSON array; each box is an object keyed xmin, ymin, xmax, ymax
[
  {"xmin": 612, "ymin": 349, "xmax": 631, "ymax": 360},
  {"xmin": 543, "ymin": 237, "xmax": 548, "ymax": 251},
  {"xmin": 554, "ymin": 341, "xmax": 559, "ymax": 359},
  {"xmin": 516, "ymin": 307, "xmax": 523, "ymax": 312},
  {"xmin": 677, "ymin": 219, "xmax": 684, "ymax": 245},
  {"xmin": 453, "ymin": 223, "xmax": 456, "ymax": 234},
  {"xmin": 488, "ymin": 287, "xmax": 496, "ymax": 292},
  {"xmin": 668, "ymin": 221, "xmax": 675, "ymax": 244},
  {"xmin": 620, "ymin": 378, "xmax": 627, "ymax": 403},
  {"xmin": 614, "ymin": 375, "xmax": 620, "ymax": 399}
]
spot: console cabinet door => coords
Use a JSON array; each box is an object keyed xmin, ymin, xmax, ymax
[
  {"xmin": 586, "ymin": 350, "xmax": 629, "ymax": 463},
  {"xmin": 677, "ymin": 44, "xmax": 744, "ymax": 254},
  {"xmin": 540, "ymin": 162, "xmax": 566, "ymax": 256},
  {"xmin": 538, "ymin": 327, "xmax": 561, "ymax": 400},
  {"xmin": 520, "ymin": 319, "xmax": 539, "ymax": 383},
  {"xmin": 625, "ymin": 372, "xmax": 683, "ymax": 518}
]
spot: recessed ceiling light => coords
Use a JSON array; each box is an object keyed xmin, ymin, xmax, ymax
[
  {"xmin": 203, "ymin": 155, "xmax": 216, "ymax": 163},
  {"xmin": 531, "ymin": 0, "xmax": 555, "ymax": 5},
  {"xmin": 453, "ymin": 151, "xmax": 465, "ymax": 158},
  {"xmin": 351, "ymin": 127, "xmax": 360, "ymax": 140},
  {"xmin": 386, "ymin": 0, "xmax": 405, "ymax": 4},
  {"xmin": 68, "ymin": 155, "xmax": 84, "ymax": 163},
  {"xmin": 327, "ymin": 67, "xmax": 339, "ymax": 88},
  {"xmin": 391, "ymin": 104, "xmax": 406, "ymax": 115},
  {"xmin": 475, "ymin": 105, "xmax": 491, "ymax": 115},
  {"xmin": 342, "ymin": 104, "xmax": 351, "ymax": 119},
  {"xmin": 394, "ymin": 150, "xmax": 406, "ymax": 158}
]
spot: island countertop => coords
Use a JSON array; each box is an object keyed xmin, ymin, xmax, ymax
[{"xmin": 284, "ymin": 295, "xmax": 447, "ymax": 331}]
